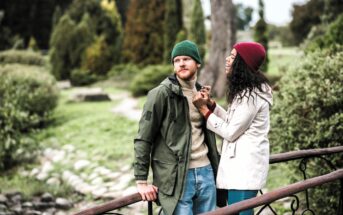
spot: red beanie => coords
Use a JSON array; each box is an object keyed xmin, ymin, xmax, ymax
[{"xmin": 233, "ymin": 42, "xmax": 266, "ymax": 71}]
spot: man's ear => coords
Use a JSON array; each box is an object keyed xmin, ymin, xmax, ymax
[{"xmin": 197, "ymin": 64, "xmax": 201, "ymax": 68}]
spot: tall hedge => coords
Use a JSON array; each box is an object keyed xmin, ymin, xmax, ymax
[
  {"xmin": 49, "ymin": 0, "xmax": 122, "ymax": 80},
  {"xmin": 0, "ymin": 64, "xmax": 58, "ymax": 170},
  {"xmin": 122, "ymin": 0, "xmax": 165, "ymax": 65},
  {"xmin": 269, "ymin": 47, "xmax": 343, "ymax": 214}
]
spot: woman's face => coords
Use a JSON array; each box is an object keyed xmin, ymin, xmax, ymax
[{"xmin": 225, "ymin": 48, "xmax": 237, "ymax": 75}]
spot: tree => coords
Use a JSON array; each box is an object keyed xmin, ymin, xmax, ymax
[
  {"xmin": 122, "ymin": 0, "xmax": 165, "ymax": 65},
  {"xmin": 290, "ymin": 0, "xmax": 343, "ymax": 46},
  {"xmin": 190, "ymin": 0, "xmax": 206, "ymax": 62},
  {"xmin": 198, "ymin": 0, "xmax": 236, "ymax": 98},
  {"xmin": 163, "ymin": 0, "xmax": 183, "ymax": 63},
  {"xmin": 235, "ymin": 3, "xmax": 253, "ymax": 30},
  {"xmin": 253, "ymin": 0, "xmax": 268, "ymax": 72},
  {"xmin": 49, "ymin": 0, "xmax": 122, "ymax": 80},
  {"xmin": 0, "ymin": 0, "xmax": 72, "ymax": 50}
]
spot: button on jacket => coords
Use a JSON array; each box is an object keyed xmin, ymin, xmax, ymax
[{"xmin": 134, "ymin": 74, "xmax": 220, "ymax": 215}]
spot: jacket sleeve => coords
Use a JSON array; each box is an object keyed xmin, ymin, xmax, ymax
[
  {"xmin": 134, "ymin": 87, "xmax": 166, "ymax": 181},
  {"xmin": 206, "ymin": 96, "xmax": 260, "ymax": 142},
  {"xmin": 213, "ymin": 103, "xmax": 227, "ymax": 119}
]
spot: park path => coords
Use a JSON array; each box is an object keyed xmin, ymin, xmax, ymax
[{"xmin": 110, "ymin": 92, "xmax": 142, "ymax": 121}]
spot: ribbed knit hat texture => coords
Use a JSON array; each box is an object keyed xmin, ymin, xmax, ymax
[
  {"xmin": 171, "ymin": 40, "xmax": 202, "ymax": 64},
  {"xmin": 233, "ymin": 42, "xmax": 266, "ymax": 71}
]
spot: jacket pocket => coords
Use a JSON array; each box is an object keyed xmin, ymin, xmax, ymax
[{"xmin": 152, "ymin": 159, "xmax": 177, "ymax": 195}]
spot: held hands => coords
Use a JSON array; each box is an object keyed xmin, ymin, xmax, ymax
[
  {"xmin": 137, "ymin": 183, "xmax": 158, "ymax": 201},
  {"xmin": 199, "ymin": 85, "xmax": 215, "ymax": 107}
]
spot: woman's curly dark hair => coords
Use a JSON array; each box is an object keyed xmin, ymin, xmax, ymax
[{"xmin": 226, "ymin": 53, "xmax": 269, "ymax": 104}]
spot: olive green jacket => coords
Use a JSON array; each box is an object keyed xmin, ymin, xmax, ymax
[{"xmin": 134, "ymin": 74, "xmax": 220, "ymax": 215}]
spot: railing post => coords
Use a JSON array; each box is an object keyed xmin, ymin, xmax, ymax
[{"xmin": 148, "ymin": 201, "xmax": 153, "ymax": 215}]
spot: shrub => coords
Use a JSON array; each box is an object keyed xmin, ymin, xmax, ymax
[
  {"xmin": 0, "ymin": 64, "xmax": 59, "ymax": 170},
  {"xmin": 130, "ymin": 64, "xmax": 172, "ymax": 97},
  {"xmin": 269, "ymin": 47, "xmax": 343, "ymax": 214},
  {"xmin": 0, "ymin": 50, "xmax": 46, "ymax": 66},
  {"xmin": 108, "ymin": 63, "xmax": 140, "ymax": 80},
  {"xmin": 70, "ymin": 69, "xmax": 98, "ymax": 86},
  {"xmin": 81, "ymin": 36, "xmax": 112, "ymax": 77}
]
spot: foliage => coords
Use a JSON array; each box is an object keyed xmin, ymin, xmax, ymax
[
  {"xmin": 253, "ymin": 0, "xmax": 268, "ymax": 72},
  {"xmin": 0, "ymin": 64, "xmax": 58, "ymax": 170},
  {"xmin": 122, "ymin": 0, "xmax": 165, "ymax": 65},
  {"xmin": 189, "ymin": 0, "xmax": 206, "ymax": 62},
  {"xmin": 267, "ymin": 24, "xmax": 296, "ymax": 47},
  {"xmin": 0, "ymin": 0, "xmax": 72, "ymax": 50},
  {"xmin": 108, "ymin": 63, "xmax": 140, "ymax": 80},
  {"xmin": 81, "ymin": 36, "xmax": 113, "ymax": 78},
  {"xmin": 234, "ymin": 3, "xmax": 253, "ymax": 30},
  {"xmin": 70, "ymin": 69, "xmax": 98, "ymax": 86},
  {"xmin": 163, "ymin": 0, "xmax": 183, "ymax": 63},
  {"xmin": 49, "ymin": 0, "xmax": 122, "ymax": 80},
  {"xmin": 304, "ymin": 13, "xmax": 343, "ymax": 53},
  {"xmin": 290, "ymin": 0, "xmax": 343, "ymax": 45},
  {"xmin": 270, "ymin": 47, "xmax": 343, "ymax": 214},
  {"xmin": 0, "ymin": 50, "xmax": 46, "ymax": 66},
  {"xmin": 130, "ymin": 64, "xmax": 172, "ymax": 97}
]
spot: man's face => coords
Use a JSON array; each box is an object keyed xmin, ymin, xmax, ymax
[{"xmin": 173, "ymin": 56, "xmax": 200, "ymax": 81}]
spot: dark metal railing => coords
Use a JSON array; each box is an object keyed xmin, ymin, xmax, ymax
[
  {"xmin": 201, "ymin": 169, "xmax": 343, "ymax": 215},
  {"xmin": 74, "ymin": 146, "xmax": 343, "ymax": 215}
]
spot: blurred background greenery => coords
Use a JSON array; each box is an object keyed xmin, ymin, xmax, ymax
[{"xmin": 0, "ymin": 0, "xmax": 342, "ymax": 214}]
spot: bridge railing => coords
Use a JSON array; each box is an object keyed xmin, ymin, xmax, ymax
[{"xmin": 74, "ymin": 146, "xmax": 343, "ymax": 215}]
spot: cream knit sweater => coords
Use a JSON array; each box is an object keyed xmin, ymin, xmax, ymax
[{"xmin": 177, "ymin": 76, "xmax": 210, "ymax": 169}]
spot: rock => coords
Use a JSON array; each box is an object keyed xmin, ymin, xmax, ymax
[
  {"xmin": 24, "ymin": 210, "xmax": 42, "ymax": 215},
  {"xmin": 46, "ymin": 177, "xmax": 60, "ymax": 186},
  {"xmin": 0, "ymin": 195, "xmax": 8, "ymax": 205},
  {"xmin": 55, "ymin": 198, "xmax": 72, "ymax": 210},
  {"xmin": 0, "ymin": 204, "xmax": 8, "ymax": 211},
  {"xmin": 22, "ymin": 202, "xmax": 34, "ymax": 208},
  {"xmin": 41, "ymin": 193, "xmax": 54, "ymax": 203},
  {"xmin": 70, "ymin": 88, "xmax": 110, "ymax": 102},
  {"xmin": 73, "ymin": 160, "xmax": 90, "ymax": 171}
]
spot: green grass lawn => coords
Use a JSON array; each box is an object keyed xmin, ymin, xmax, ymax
[{"xmin": 35, "ymin": 87, "xmax": 138, "ymax": 170}]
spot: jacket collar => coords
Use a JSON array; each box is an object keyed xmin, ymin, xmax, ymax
[{"xmin": 163, "ymin": 74, "xmax": 202, "ymax": 96}]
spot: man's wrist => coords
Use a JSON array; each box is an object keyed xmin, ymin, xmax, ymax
[{"xmin": 136, "ymin": 180, "xmax": 148, "ymax": 185}]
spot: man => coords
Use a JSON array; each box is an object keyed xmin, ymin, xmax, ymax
[{"xmin": 134, "ymin": 40, "xmax": 220, "ymax": 215}]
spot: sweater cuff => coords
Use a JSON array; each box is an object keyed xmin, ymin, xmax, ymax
[
  {"xmin": 208, "ymin": 102, "xmax": 216, "ymax": 112},
  {"xmin": 204, "ymin": 110, "xmax": 213, "ymax": 120}
]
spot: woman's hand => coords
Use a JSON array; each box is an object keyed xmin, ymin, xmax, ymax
[
  {"xmin": 193, "ymin": 92, "xmax": 210, "ymax": 117},
  {"xmin": 200, "ymin": 85, "xmax": 215, "ymax": 107}
]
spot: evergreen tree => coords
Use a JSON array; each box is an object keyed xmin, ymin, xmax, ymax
[
  {"xmin": 49, "ymin": 0, "xmax": 122, "ymax": 80},
  {"xmin": 253, "ymin": 0, "xmax": 268, "ymax": 72},
  {"xmin": 163, "ymin": 0, "xmax": 183, "ymax": 63},
  {"xmin": 50, "ymin": 15, "xmax": 77, "ymax": 80},
  {"xmin": 190, "ymin": 0, "xmax": 206, "ymax": 62},
  {"xmin": 122, "ymin": 0, "xmax": 165, "ymax": 65}
]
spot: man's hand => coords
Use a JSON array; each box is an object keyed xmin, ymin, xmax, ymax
[{"xmin": 137, "ymin": 183, "xmax": 158, "ymax": 201}]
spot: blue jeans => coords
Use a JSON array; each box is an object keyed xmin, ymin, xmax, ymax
[
  {"xmin": 173, "ymin": 164, "xmax": 216, "ymax": 215},
  {"xmin": 228, "ymin": 190, "xmax": 258, "ymax": 215}
]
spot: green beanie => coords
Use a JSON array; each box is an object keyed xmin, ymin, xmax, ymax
[{"xmin": 171, "ymin": 40, "xmax": 202, "ymax": 64}]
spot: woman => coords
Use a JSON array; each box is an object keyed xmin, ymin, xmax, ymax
[{"xmin": 193, "ymin": 42, "xmax": 273, "ymax": 215}]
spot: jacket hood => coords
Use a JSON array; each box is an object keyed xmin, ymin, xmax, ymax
[
  {"xmin": 160, "ymin": 74, "xmax": 202, "ymax": 96},
  {"xmin": 255, "ymin": 84, "xmax": 273, "ymax": 106}
]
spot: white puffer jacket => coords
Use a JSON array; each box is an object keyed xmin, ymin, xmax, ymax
[{"xmin": 207, "ymin": 84, "xmax": 273, "ymax": 190}]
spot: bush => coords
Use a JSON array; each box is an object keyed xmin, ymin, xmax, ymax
[
  {"xmin": 108, "ymin": 63, "xmax": 140, "ymax": 81},
  {"xmin": 130, "ymin": 64, "xmax": 172, "ymax": 97},
  {"xmin": 0, "ymin": 50, "xmax": 46, "ymax": 66},
  {"xmin": 305, "ymin": 13, "xmax": 343, "ymax": 53},
  {"xmin": 81, "ymin": 36, "xmax": 112, "ymax": 77},
  {"xmin": 0, "ymin": 64, "xmax": 59, "ymax": 170},
  {"xmin": 70, "ymin": 68, "xmax": 98, "ymax": 86},
  {"xmin": 269, "ymin": 48, "xmax": 343, "ymax": 214}
]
